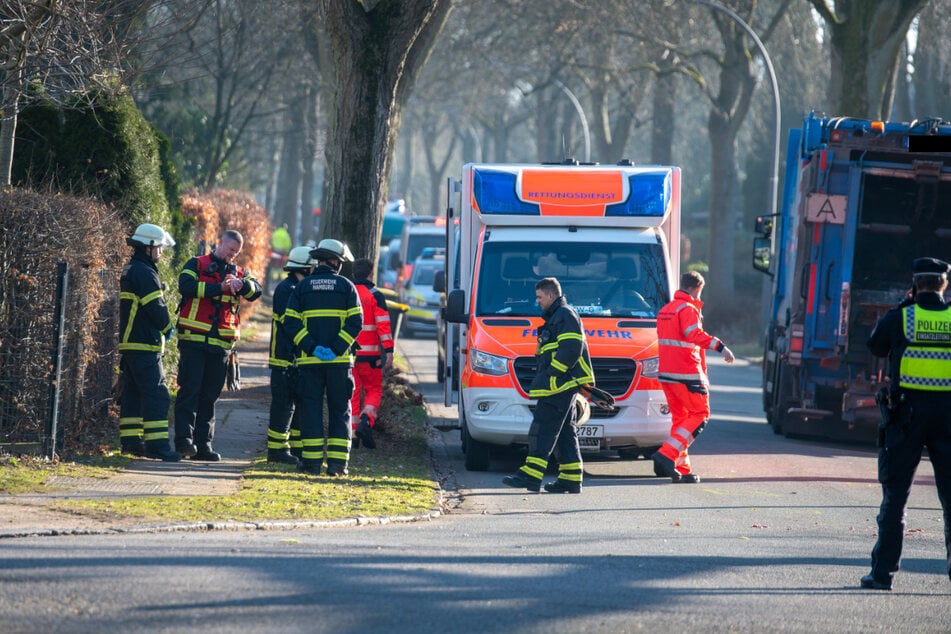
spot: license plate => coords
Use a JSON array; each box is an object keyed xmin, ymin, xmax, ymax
[{"xmin": 576, "ymin": 425, "xmax": 603, "ymax": 438}]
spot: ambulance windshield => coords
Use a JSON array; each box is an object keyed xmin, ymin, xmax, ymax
[{"xmin": 475, "ymin": 241, "xmax": 670, "ymax": 317}]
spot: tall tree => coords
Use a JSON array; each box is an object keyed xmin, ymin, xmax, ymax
[
  {"xmin": 808, "ymin": 0, "xmax": 930, "ymax": 118},
  {"xmin": 314, "ymin": 0, "xmax": 452, "ymax": 263}
]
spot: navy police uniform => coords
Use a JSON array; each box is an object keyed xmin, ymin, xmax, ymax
[{"xmin": 863, "ymin": 257, "xmax": 951, "ymax": 590}]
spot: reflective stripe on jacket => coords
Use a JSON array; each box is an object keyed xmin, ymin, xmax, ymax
[
  {"xmin": 177, "ymin": 253, "xmax": 262, "ymax": 350},
  {"xmin": 118, "ymin": 252, "xmax": 172, "ymax": 353},
  {"xmin": 528, "ymin": 296, "xmax": 594, "ymax": 398},
  {"xmin": 283, "ymin": 264, "xmax": 363, "ymax": 366},
  {"xmin": 269, "ymin": 274, "xmax": 299, "ymax": 368},
  {"xmin": 354, "ymin": 279, "xmax": 393, "ymax": 360},
  {"xmin": 656, "ymin": 289, "xmax": 723, "ymax": 385},
  {"xmin": 899, "ymin": 304, "xmax": 951, "ymax": 391}
]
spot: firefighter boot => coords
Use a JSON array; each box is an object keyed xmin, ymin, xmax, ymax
[
  {"xmin": 267, "ymin": 448, "xmax": 300, "ymax": 466},
  {"xmin": 502, "ymin": 473, "xmax": 541, "ymax": 492},
  {"xmin": 544, "ymin": 479, "xmax": 582, "ymax": 494},
  {"xmin": 144, "ymin": 441, "xmax": 182, "ymax": 462},
  {"xmin": 121, "ymin": 438, "xmax": 146, "ymax": 457},
  {"xmin": 355, "ymin": 413, "xmax": 376, "ymax": 449}
]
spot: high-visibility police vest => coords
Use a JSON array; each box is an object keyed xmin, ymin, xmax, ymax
[
  {"xmin": 177, "ymin": 253, "xmax": 246, "ymax": 350},
  {"xmin": 899, "ymin": 305, "xmax": 951, "ymax": 391}
]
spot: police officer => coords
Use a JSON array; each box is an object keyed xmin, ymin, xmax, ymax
[
  {"xmin": 282, "ymin": 239, "xmax": 362, "ymax": 476},
  {"xmin": 862, "ymin": 257, "xmax": 951, "ymax": 591},
  {"xmin": 265, "ymin": 246, "xmax": 315, "ymax": 465},
  {"xmin": 502, "ymin": 277, "xmax": 593, "ymax": 494},
  {"xmin": 117, "ymin": 223, "xmax": 180, "ymax": 461},
  {"xmin": 175, "ymin": 229, "xmax": 262, "ymax": 461}
]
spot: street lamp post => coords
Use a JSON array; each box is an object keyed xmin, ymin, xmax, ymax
[{"xmin": 686, "ymin": 0, "xmax": 782, "ymax": 218}]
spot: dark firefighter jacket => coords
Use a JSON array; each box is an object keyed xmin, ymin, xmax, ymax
[
  {"xmin": 269, "ymin": 273, "xmax": 301, "ymax": 368},
  {"xmin": 528, "ymin": 295, "xmax": 594, "ymax": 398},
  {"xmin": 283, "ymin": 264, "xmax": 363, "ymax": 366},
  {"xmin": 119, "ymin": 252, "xmax": 173, "ymax": 354}
]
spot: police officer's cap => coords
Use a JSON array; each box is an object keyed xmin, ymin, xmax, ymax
[{"xmin": 912, "ymin": 257, "xmax": 950, "ymax": 277}]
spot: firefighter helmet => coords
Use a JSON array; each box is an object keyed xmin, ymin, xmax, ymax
[
  {"xmin": 310, "ymin": 238, "xmax": 354, "ymax": 263},
  {"xmin": 284, "ymin": 246, "xmax": 316, "ymax": 271},
  {"xmin": 128, "ymin": 223, "xmax": 175, "ymax": 248}
]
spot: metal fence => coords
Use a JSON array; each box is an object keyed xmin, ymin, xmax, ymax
[{"xmin": 0, "ymin": 263, "xmax": 118, "ymax": 458}]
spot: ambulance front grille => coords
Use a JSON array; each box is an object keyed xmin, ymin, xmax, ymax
[{"xmin": 512, "ymin": 357, "xmax": 637, "ymax": 397}]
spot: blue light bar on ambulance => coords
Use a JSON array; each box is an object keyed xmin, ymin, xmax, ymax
[
  {"xmin": 473, "ymin": 170, "xmax": 539, "ymax": 215},
  {"xmin": 605, "ymin": 172, "xmax": 670, "ymax": 217},
  {"xmin": 472, "ymin": 167, "xmax": 670, "ymax": 217}
]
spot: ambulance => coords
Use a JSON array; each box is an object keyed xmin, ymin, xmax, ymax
[{"xmin": 440, "ymin": 161, "xmax": 681, "ymax": 471}]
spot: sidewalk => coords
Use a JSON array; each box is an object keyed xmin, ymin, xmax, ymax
[{"xmin": 0, "ymin": 306, "xmax": 275, "ymax": 537}]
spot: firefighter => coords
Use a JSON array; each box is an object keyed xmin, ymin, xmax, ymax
[
  {"xmin": 282, "ymin": 238, "xmax": 362, "ymax": 476},
  {"xmin": 861, "ymin": 257, "xmax": 951, "ymax": 591},
  {"xmin": 350, "ymin": 257, "xmax": 394, "ymax": 449},
  {"xmin": 502, "ymin": 277, "xmax": 593, "ymax": 494},
  {"xmin": 117, "ymin": 223, "xmax": 180, "ymax": 461},
  {"xmin": 175, "ymin": 229, "xmax": 262, "ymax": 461},
  {"xmin": 651, "ymin": 271, "xmax": 734, "ymax": 483},
  {"xmin": 266, "ymin": 246, "xmax": 315, "ymax": 465}
]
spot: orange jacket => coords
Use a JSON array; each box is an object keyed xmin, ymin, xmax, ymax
[
  {"xmin": 656, "ymin": 289, "xmax": 724, "ymax": 385},
  {"xmin": 354, "ymin": 279, "xmax": 393, "ymax": 361}
]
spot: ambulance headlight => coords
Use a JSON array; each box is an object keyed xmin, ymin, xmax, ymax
[
  {"xmin": 470, "ymin": 349, "xmax": 508, "ymax": 376},
  {"xmin": 640, "ymin": 356, "xmax": 659, "ymax": 378}
]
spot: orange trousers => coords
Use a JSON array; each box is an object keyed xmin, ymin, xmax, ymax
[
  {"xmin": 658, "ymin": 382, "xmax": 710, "ymax": 476},
  {"xmin": 351, "ymin": 361, "xmax": 383, "ymax": 429}
]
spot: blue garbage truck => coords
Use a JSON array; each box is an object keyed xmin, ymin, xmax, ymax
[{"xmin": 753, "ymin": 113, "xmax": 951, "ymax": 442}]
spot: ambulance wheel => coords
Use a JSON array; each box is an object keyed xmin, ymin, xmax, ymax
[{"xmin": 463, "ymin": 422, "xmax": 491, "ymax": 471}]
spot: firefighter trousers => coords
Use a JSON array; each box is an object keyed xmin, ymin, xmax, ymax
[
  {"xmin": 119, "ymin": 352, "xmax": 171, "ymax": 449},
  {"xmin": 174, "ymin": 344, "xmax": 229, "ymax": 453},
  {"xmin": 658, "ymin": 381, "xmax": 711, "ymax": 476},
  {"xmin": 297, "ymin": 364, "xmax": 354, "ymax": 472},
  {"xmin": 519, "ymin": 388, "xmax": 582, "ymax": 485},
  {"xmin": 351, "ymin": 360, "xmax": 383, "ymax": 428},
  {"xmin": 268, "ymin": 366, "xmax": 301, "ymax": 451},
  {"xmin": 870, "ymin": 392, "xmax": 951, "ymax": 585}
]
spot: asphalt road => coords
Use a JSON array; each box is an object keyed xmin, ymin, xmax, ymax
[{"xmin": 1, "ymin": 334, "xmax": 949, "ymax": 633}]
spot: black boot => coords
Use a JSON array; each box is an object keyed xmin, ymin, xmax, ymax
[
  {"xmin": 175, "ymin": 441, "xmax": 198, "ymax": 459},
  {"xmin": 121, "ymin": 438, "xmax": 146, "ymax": 457},
  {"xmin": 355, "ymin": 414, "xmax": 376, "ymax": 449},
  {"xmin": 544, "ymin": 479, "xmax": 582, "ymax": 494},
  {"xmin": 144, "ymin": 441, "xmax": 181, "ymax": 462},
  {"xmin": 502, "ymin": 472, "xmax": 541, "ymax": 492},
  {"xmin": 267, "ymin": 448, "xmax": 300, "ymax": 466}
]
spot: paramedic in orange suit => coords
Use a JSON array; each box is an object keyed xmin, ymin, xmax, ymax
[{"xmin": 652, "ymin": 271, "xmax": 734, "ymax": 483}]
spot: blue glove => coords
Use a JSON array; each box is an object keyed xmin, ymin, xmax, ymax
[
  {"xmin": 164, "ymin": 326, "xmax": 175, "ymax": 342},
  {"xmin": 312, "ymin": 345, "xmax": 335, "ymax": 361}
]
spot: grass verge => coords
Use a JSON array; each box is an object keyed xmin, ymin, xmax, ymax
[
  {"xmin": 49, "ymin": 381, "xmax": 437, "ymax": 524},
  {"xmin": 0, "ymin": 454, "xmax": 132, "ymax": 495}
]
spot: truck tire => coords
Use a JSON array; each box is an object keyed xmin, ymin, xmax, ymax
[
  {"xmin": 437, "ymin": 354, "xmax": 445, "ymax": 384},
  {"xmin": 771, "ymin": 362, "xmax": 796, "ymax": 436},
  {"xmin": 463, "ymin": 422, "xmax": 491, "ymax": 471}
]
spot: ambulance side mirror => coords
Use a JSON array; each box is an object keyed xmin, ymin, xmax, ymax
[{"xmin": 445, "ymin": 289, "xmax": 468, "ymax": 323}]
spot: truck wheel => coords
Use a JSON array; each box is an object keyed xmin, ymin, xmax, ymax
[
  {"xmin": 463, "ymin": 423, "xmax": 491, "ymax": 471},
  {"xmin": 437, "ymin": 354, "xmax": 445, "ymax": 384},
  {"xmin": 770, "ymin": 362, "xmax": 795, "ymax": 435}
]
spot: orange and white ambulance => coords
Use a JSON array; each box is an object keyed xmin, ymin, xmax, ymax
[{"xmin": 441, "ymin": 161, "xmax": 681, "ymax": 471}]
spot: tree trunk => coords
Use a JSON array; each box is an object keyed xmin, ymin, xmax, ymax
[
  {"xmin": 315, "ymin": 0, "xmax": 451, "ymax": 264},
  {"xmin": 650, "ymin": 72, "xmax": 677, "ymax": 166},
  {"xmin": 274, "ymin": 88, "xmax": 307, "ymax": 236},
  {"xmin": 816, "ymin": 0, "xmax": 928, "ymax": 118},
  {"xmin": 300, "ymin": 86, "xmax": 319, "ymax": 245},
  {"xmin": 0, "ymin": 83, "xmax": 20, "ymax": 188}
]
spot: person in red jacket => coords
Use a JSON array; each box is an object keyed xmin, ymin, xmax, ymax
[
  {"xmin": 350, "ymin": 257, "xmax": 394, "ymax": 449},
  {"xmin": 652, "ymin": 271, "xmax": 734, "ymax": 483}
]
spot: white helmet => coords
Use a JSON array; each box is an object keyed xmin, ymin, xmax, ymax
[
  {"xmin": 284, "ymin": 246, "xmax": 316, "ymax": 271},
  {"xmin": 128, "ymin": 223, "xmax": 175, "ymax": 248},
  {"xmin": 310, "ymin": 238, "xmax": 354, "ymax": 263}
]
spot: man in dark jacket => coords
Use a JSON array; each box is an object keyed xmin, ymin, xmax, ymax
[
  {"xmin": 503, "ymin": 277, "xmax": 594, "ymax": 494},
  {"xmin": 175, "ymin": 229, "xmax": 262, "ymax": 461},
  {"xmin": 861, "ymin": 257, "xmax": 951, "ymax": 591},
  {"xmin": 117, "ymin": 223, "xmax": 180, "ymax": 461},
  {"xmin": 265, "ymin": 246, "xmax": 315, "ymax": 466},
  {"xmin": 282, "ymin": 239, "xmax": 363, "ymax": 476}
]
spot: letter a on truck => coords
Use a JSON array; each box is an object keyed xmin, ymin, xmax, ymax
[{"xmin": 441, "ymin": 162, "xmax": 681, "ymax": 471}]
